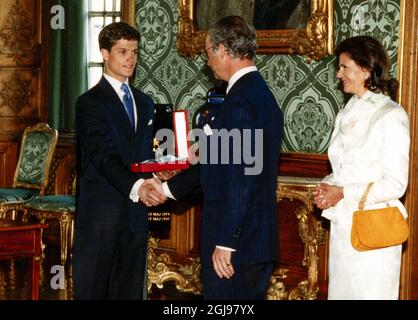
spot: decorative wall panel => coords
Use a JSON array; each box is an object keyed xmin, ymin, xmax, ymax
[
  {"xmin": 0, "ymin": 0, "xmax": 47, "ymax": 188},
  {"xmin": 0, "ymin": 70, "xmax": 37, "ymax": 117},
  {"xmin": 0, "ymin": 0, "xmax": 45, "ymax": 126},
  {"xmin": 0, "ymin": 0, "xmax": 41, "ymax": 65},
  {"xmin": 135, "ymin": 0, "xmax": 400, "ymax": 153}
]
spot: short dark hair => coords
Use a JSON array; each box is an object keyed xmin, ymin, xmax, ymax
[
  {"xmin": 335, "ymin": 35, "xmax": 398, "ymax": 100},
  {"xmin": 99, "ymin": 21, "xmax": 140, "ymax": 51},
  {"xmin": 208, "ymin": 15, "xmax": 257, "ymax": 60}
]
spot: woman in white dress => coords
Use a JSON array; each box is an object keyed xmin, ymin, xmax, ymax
[{"xmin": 313, "ymin": 36, "xmax": 410, "ymax": 300}]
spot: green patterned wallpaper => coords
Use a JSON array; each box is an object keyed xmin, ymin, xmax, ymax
[{"xmin": 134, "ymin": 0, "xmax": 400, "ymax": 153}]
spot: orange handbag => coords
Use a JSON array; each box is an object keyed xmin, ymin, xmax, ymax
[{"xmin": 351, "ymin": 182, "xmax": 409, "ymax": 251}]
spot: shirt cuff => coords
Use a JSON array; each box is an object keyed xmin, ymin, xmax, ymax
[
  {"xmin": 216, "ymin": 245, "xmax": 236, "ymax": 252},
  {"xmin": 130, "ymin": 178, "xmax": 145, "ymax": 202},
  {"xmin": 162, "ymin": 182, "xmax": 176, "ymax": 200}
]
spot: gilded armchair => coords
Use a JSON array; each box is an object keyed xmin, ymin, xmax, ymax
[
  {"xmin": 0, "ymin": 123, "xmax": 58, "ymax": 221},
  {"xmin": 23, "ymin": 153, "xmax": 77, "ymax": 265}
]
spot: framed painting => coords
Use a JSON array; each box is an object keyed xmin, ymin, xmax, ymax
[{"xmin": 177, "ymin": 0, "xmax": 334, "ymax": 60}]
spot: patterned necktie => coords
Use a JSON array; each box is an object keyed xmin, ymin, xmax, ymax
[{"xmin": 121, "ymin": 83, "xmax": 135, "ymax": 129}]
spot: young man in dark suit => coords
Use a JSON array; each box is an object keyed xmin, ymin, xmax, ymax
[
  {"xmin": 159, "ymin": 15, "xmax": 284, "ymax": 299},
  {"xmin": 73, "ymin": 22, "xmax": 165, "ymax": 300}
]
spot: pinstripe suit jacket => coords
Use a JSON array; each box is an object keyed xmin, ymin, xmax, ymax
[{"xmin": 169, "ymin": 71, "xmax": 284, "ymax": 266}]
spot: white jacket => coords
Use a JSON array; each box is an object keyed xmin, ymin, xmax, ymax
[{"xmin": 322, "ymin": 90, "xmax": 410, "ymax": 224}]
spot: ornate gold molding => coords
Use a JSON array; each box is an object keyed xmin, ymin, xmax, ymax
[
  {"xmin": 267, "ymin": 267, "xmax": 289, "ymax": 300},
  {"xmin": 147, "ymin": 236, "xmax": 202, "ymax": 295},
  {"xmin": 177, "ymin": 0, "xmax": 334, "ymax": 60},
  {"xmin": 397, "ymin": 0, "xmax": 418, "ymax": 300},
  {"xmin": 272, "ymin": 176, "xmax": 325, "ymax": 300}
]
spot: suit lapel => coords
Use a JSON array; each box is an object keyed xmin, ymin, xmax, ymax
[
  {"xmin": 132, "ymin": 90, "xmax": 148, "ymax": 138},
  {"xmin": 98, "ymin": 78, "xmax": 136, "ymax": 141},
  {"xmin": 132, "ymin": 88, "xmax": 153, "ymax": 160}
]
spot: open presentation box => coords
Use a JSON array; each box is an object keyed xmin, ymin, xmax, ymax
[{"xmin": 131, "ymin": 110, "xmax": 190, "ymax": 173}]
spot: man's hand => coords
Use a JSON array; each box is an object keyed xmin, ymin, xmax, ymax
[
  {"xmin": 155, "ymin": 169, "xmax": 180, "ymax": 181},
  {"xmin": 138, "ymin": 178, "xmax": 167, "ymax": 207},
  {"xmin": 212, "ymin": 247, "xmax": 234, "ymax": 279}
]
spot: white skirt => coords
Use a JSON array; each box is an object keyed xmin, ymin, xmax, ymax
[{"xmin": 327, "ymin": 211, "xmax": 402, "ymax": 300}]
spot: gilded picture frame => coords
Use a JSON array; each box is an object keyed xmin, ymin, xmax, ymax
[{"xmin": 177, "ymin": 0, "xmax": 334, "ymax": 61}]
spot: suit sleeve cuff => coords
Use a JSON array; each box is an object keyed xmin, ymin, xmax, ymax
[
  {"xmin": 216, "ymin": 245, "xmax": 236, "ymax": 252},
  {"xmin": 130, "ymin": 179, "xmax": 145, "ymax": 202},
  {"xmin": 162, "ymin": 182, "xmax": 176, "ymax": 200}
]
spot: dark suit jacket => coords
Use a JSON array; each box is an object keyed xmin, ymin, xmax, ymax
[
  {"xmin": 76, "ymin": 77, "xmax": 154, "ymax": 233},
  {"xmin": 169, "ymin": 71, "xmax": 284, "ymax": 267}
]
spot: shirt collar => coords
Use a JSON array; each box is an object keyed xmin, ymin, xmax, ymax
[
  {"xmin": 226, "ymin": 66, "xmax": 258, "ymax": 94},
  {"xmin": 103, "ymin": 73, "xmax": 130, "ymax": 97}
]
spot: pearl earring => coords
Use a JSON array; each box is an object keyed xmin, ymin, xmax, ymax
[{"xmin": 364, "ymin": 73, "xmax": 369, "ymax": 79}]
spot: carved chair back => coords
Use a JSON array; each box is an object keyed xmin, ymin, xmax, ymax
[{"xmin": 12, "ymin": 123, "xmax": 58, "ymax": 195}]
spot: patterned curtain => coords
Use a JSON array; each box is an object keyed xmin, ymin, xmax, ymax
[{"xmin": 48, "ymin": 0, "xmax": 88, "ymax": 131}]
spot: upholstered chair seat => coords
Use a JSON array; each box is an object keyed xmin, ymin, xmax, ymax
[
  {"xmin": 0, "ymin": 188, "xmax": 38, "ymax": 204},
  {"xmin": 26, "ymin": 195, "xmax": 76, "ymax": 212},
  {"xmin": 24, "ymin": 195, "xmax": 76, "ymax": 265},
  {"xmin": 0, "ymin": 123, "xmax": 58, "ymax": 221}
]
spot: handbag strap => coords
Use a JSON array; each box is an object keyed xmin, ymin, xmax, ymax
[{"xmin": 358, "ymin": 182, "xmax": 374, "ymax": 210}]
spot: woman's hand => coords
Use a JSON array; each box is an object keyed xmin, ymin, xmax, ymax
[{"xmin": 313, "ymin": 183, "xmax": 344, "ymax": 210}]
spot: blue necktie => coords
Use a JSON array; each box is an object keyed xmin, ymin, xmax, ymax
[{"xmin": 121, "ymin": 83, "xmax": 135, "ymax": 129}]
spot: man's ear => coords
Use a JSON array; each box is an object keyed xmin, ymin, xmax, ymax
[
  {"xmin": 101, "ymin": 48, "xmax": 110, "ymax": 61},
  {"xmin": 218, "ymin": 43, "xmax": 229, "ymax": 58}
]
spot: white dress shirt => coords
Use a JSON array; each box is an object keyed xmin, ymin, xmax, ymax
[{"xmin": 103, "ymin": 73, "xmax": 138, "ymax": 131}]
